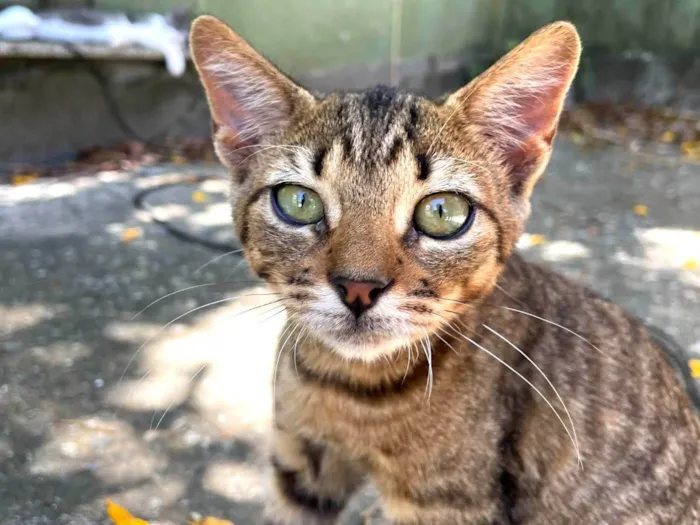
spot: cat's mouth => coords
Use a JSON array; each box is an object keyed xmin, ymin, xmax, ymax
[
  {"xmin": 317, "ymin": 325, "xmax": 412, "ymax": 361},
  {"xmin": 299, "ymin": 291, "xmax": 420, "ymax": 360}
]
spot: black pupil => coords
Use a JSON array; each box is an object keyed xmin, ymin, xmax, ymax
[
  {"xmin": 298, "ymin": 191, "xmax": 306, "ymax": 207},
  {"xmin": 435, "ymin": 200, "xmax": 445, "ymax": 218}
]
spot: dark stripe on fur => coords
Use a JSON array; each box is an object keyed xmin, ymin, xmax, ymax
[
  {"xmin": 387, "ymin": 137, "xmax": 404, "ymax": 164},
  {"xmin": 294, "ymin": 344, "xmax": 449, "ymax": 402},
  {"xmin": 496, "ymin": 319, "xmax": 546, "ymax": 524},
  {"xmin": 271, "ymin": 457, "xmax": 344, "ymax": 515},
  {"xmin": 416, "ymin": 154, "xmax": 431, "ymax": 180},
  {"xmin": 474, "ymin": 202, "xmax": 507, "ymax": 264},
  {"xmin": 313, "ymin": 148, "xmax": 327, "ymax": 177},
  {"xmin": 238, "ymin": 186, "xmax": 268, "ymax": 245},
  {"xmin": 302, "ymin": 439, "xmax": 326, "ymax": 479}
]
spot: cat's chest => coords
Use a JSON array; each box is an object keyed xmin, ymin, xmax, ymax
[
  {"xmin": 280, "ymin": 379, "xmax": 421, "ymax": 457},
  {"xmin": 276, "ymin": 362, "xmax": 501, "ymax": 470}
]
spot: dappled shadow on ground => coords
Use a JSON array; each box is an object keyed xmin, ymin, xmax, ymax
[{"xmin": 0, "ymin": 139, "xmax": 699, "ymax": 524}]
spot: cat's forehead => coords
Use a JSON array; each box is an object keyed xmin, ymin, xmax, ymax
[{"xmin": 314, "ymin": 86, "xmax": 426, "ymax": 169}]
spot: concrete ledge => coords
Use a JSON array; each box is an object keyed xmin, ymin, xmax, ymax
[{"xmin": 0, "ymin": 39, "xmax": 191, "ymax": 61}]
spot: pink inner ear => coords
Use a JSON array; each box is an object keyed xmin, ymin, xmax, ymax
[
  {"xmin": 518, "ymin": 93, "xmax": 560, "ymax": 146},
  {"xmin": 479, "ymin": 68, "xmax": 574, "ymax": 195},
  {"xmin": 207, "ymin": 82, "xmax": 261, "ymax": 149},
  {"xmin": 209, "ymin": 84, "xmax": 243, "ymax": 134}
]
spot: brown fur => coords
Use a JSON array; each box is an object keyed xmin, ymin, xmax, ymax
[{"xmin": 191, "ymin": 16, "xmax": 700, "ymax": 524}]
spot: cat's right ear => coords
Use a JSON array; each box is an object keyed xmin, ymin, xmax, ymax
[
  {"xmin": 189, "ymin": 16, "xmax": 313, "ymax": 171},
  {"xmin": 444, "ymin": 22, "xmax": 580, "ymax": 205}
]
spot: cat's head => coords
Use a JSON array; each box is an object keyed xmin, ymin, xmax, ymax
[{"xmin": 190, "ymin": 17, "xmax": 581, "ymax": 361}]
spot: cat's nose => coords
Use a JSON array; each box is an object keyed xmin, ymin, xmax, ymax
[{"xmin": 329, "ymin": 275, "xmax": 392, "ymax": 317}]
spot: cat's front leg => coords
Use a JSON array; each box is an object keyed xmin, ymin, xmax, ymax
[{"xmin": 263, "ymin": 427, "xmax": 366, "ymax": 525}]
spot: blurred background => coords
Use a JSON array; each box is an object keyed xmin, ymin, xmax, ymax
[{"xmin": 1, "ymin": 1, "xmax": 699, "ymax": 524}]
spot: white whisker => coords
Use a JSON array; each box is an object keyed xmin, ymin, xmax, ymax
[
  {"xmin": 272, "ymin": 320, "xmax": 299, "ymax": 410},
  {"xmin": 402, "ymin": 341, "xmax": 413, "ymax": 384},
  {"xmin": 446, "ymin": 321, "xmax": 582, "ymax": 467},
  {"xmin": 234, "ymin": 144, "xmax": 311, "ymax": 170},
  {"xmin": 130, "ymin": 286, "xmax": 278, "ymax": 320},
  {"xmin": 435, "ymin": 295, "xmax": 609, "ymax": 360},
  {"xmin": 120, "ymin": 296, "xmax": 286, "ymax": 387},
  {"xmin": 482, "ymin": 323, "xmax": 582, "ymax": 467},
  {"xmin": 258, "ymin": 304, "xmax": 288, "ymax": 324},
  {"xmin": 292, "ymin": 324, "xmax": 307, "ymax": 380},
  {"xmin": 434, "ymin": 328, "xmax": 459, "ymax": 355},
  {"xmin": 193, "ymin": 248, "xmax": 245, "ymax": 275},
  {"xmin": 499, "ymin": 306, "xmax": 609, "ymax": 359},
  {"xmin": 420, "ymin": 328, "xmax": 434, "ymax": 402},
  {"xmin": 225, "ymin": 257, "xmax": 252, "ymax": 281},
  {"xmin": 153, "ymin": 363, "xmax": 207, "ymax": 432}
]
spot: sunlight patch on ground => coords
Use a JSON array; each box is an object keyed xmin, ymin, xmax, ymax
[
  {"xmin": 105, "ymin": 286, "xmax": 284, "ymax": 439},
  {"xmin": 532, "ymin": 240, "xmax": 591, "ymax": 262},
  {"xmin": 100, "ymin": 475, "xmax": 187, "ymax": 520},
  {"xmin": 184, "ymin": 203, "xmax": 233, "ymax": 228},
  {"xmin": 104, "ymin": 322, "xmax": 167, "ymax": 344},
  {"xmin": 0, "ymin": 303, "xmax": 67, "ymax": 335},
  {"xmin": 202, "ymin": 462, "xmax": 267, "ymax": 503},
  {"xmin": 28, "ymin": 341, "xmax": 92, "ymax": 367},
  {"xmin": 0, "ymin": 171, "xmax": 130, "ymax": 204},
  {"xmin": 614, "ymin": 227, "xmax": 700, "ymax": 273},
  {"xmin": 29, "ymin": 417, "xmax": 166, "ymax": 485}
]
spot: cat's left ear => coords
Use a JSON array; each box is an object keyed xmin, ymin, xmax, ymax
[
  {"xmin": 446, "ymin": 22, "xmax": 581, "ymax": 201},
  {"xmin": 189, "ymin": 16, "xmax": 314, "ymax": 170}
]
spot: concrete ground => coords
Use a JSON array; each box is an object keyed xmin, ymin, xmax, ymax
[{"xmin": 1, "ymin": 138, "xmax": 699, "ymax": 525}]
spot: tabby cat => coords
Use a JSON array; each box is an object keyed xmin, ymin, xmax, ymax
[{"xmin": 190, "ymin": 16, "xmax": 700, "ymax": 525}]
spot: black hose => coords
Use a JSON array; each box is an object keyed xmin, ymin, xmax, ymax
[{"xmin": 132, "ymin": 174, "xmax": 237, "ymax": 254}]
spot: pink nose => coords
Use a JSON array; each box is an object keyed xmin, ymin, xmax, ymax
[{"xmin": 329, "ymin": 276, "xmax": 391, "ymax": 317}]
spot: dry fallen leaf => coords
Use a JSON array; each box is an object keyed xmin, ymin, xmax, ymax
[
  {"xmin": 192, "ymin": 190, "xmax": 208, "ymax": 203},
  {"xmin": 689, "ymin": 359, "xmax": 700, "ymax": 379},
  {"xmin": 190, "ymin": 518, "xmax": 235, "ymax": 525},
  {"xmin": 681, "ymin": 141, "xmax": 700, "ymax": 160},
  {"xmin": 529, "ymin": 234, "xmax": 547, "ymax": 246},
  {"xmin": 121, "ymin": 227, "xmax": 142, "ymax": 244},
  {"xmin": 659, "ymin": 130, "xmax": 676, "ymax": 143},
  {"xmin": 105, "ymin": 500, "xmax": 234, "ymax": 525},
  {"xmin": 633, "ymin": 204, "xmax": 648, "ymax": 217},
  {"xmin": 569, "ymin": 131, "xmax": 586, "ymax": 145},
  {"xmin": 682, "ymin": 259, "xmax": 698, "ymax": 271},
  {"xmin": 106, "ymin": 500, "xmax": 149, "ymax": 525},
  {"xmin": 11, "ymin": 173, "xmax": 39, "ymax": 186}
]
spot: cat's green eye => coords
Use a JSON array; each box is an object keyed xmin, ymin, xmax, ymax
[
  {"xmin": 273, "ymin": 184, "xmax": 325, "ymax": 225},
  {"xmin": 414, "ymin": 192, "xmax": 473, "ymax": 238}
]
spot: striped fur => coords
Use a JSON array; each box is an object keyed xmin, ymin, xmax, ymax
[{"xmin": 191, "ymin": 17, "xmax": 700, "ymax": 524}]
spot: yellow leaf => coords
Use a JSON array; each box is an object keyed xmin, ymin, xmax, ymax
[
  {"xmin": 192, "ymin": 190, "xmax": 208, "ymax": 203},
  {"xmin": 689, "ymin": 359, "xmax": 700, "ymax": 379},
  {"xmin": 106, "ymin": 499, "xmax": 149, "ymax": 525},
  {"xmin": 570, "ymin": 132, "xmax": 585, "ymax": 146},
  {"xmin": 11, "ymin": 173, "xmax": 39, "ymax": 186},
  {"xmin": 683, "ymin": 259, "xmax": 698, "ymax": 271},
  {"xmin": 190, "ymin": 518, "xmax": 235, "ymax": 525},
  {"xmin": 659, "ymin": 130, "xmax": 676, "ymax": 143},
  {"xmin": 121, "ymin": 227, "xmax": 142, "ymax": 244},
  {"xmin": 681, "ymin": 141, "xmax": 700, "ymax": 159},
  {"xmin": 529, "ymin": 234, "xmax": 547, "ymax": 246},
  {"xmin": 633, "ymin": 204, "xmax": 648, "ymax": 216}
]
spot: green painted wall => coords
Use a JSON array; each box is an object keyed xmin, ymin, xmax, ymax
[
  {"xmin": 94, "ymin": 0, "xmax": 500, "ymax": 72},
  {"xmin": 23, "ymin": 0, "xmax": 700, "ymax": 73}
]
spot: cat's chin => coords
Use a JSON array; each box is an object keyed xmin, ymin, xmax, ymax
[{"xmin": 316, "ymin": 330, "xmax": 410, "ymax": 362}]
